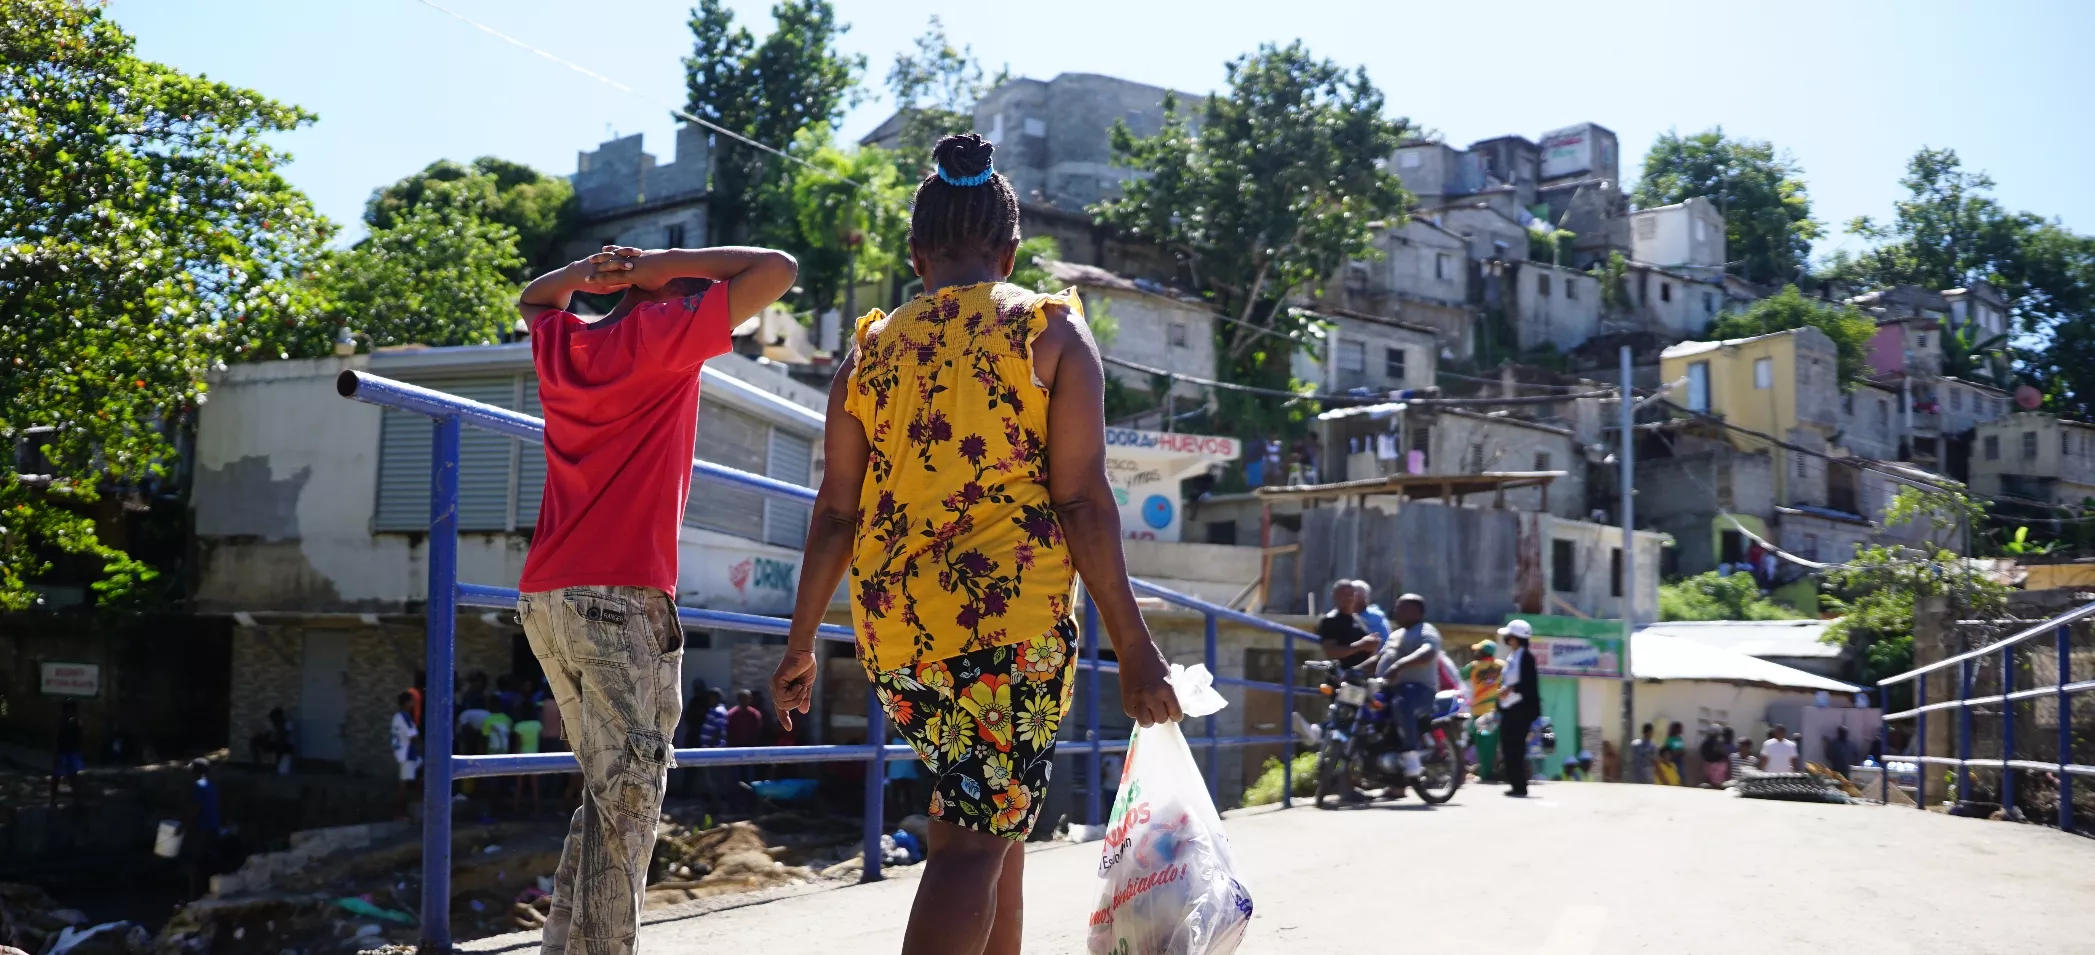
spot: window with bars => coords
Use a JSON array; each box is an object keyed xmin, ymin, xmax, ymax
[
  {"xmin": 1552, "ymin": 539, "xmax": 1575, "ymax": 593},
  {"xmin": 1533, "ymin": 451, "xmax": 1552, "ymax": 472},
  {"xmin": 1467, "ymin": 443, "xmax": 1485, "ymax": 472},
  {"xmin": 1985, "ymin": 434, "xmax": 1999, "ymax": 460},
  {"xmin": 1337, "ymin": 339, "xmax": 1366, "ymax": 374},
  {"xmin": 1537, "ymin": 273, "xmax": 1552, "ymax": 296},
  {"xmin": 2024, "ymin": 430, "xmax": 2039, "ymax": 458},
  {"xmin": 1384, "ymin": 347, "xmax": 1406, "ymax": 382}
]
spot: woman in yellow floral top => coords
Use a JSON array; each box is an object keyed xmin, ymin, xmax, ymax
[{"xmin": 772, "ymin": 134, "xmax": 1181, "ymax": 955}]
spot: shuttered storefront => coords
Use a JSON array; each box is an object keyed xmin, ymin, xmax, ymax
[
  {"xmin": 763, "ymin": 429, "xmax": 814, "ymax": 547},
  {"xmin": 374, "ymin": 373, "xmax": 539, "ymax": 532}
]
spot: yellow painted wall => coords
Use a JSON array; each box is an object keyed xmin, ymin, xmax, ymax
[{"xmin": 1660, "ymin": 330, "xmax": 1802, "ymax": 440}]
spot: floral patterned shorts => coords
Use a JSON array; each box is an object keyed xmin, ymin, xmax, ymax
[{"xmin": 873, "ymin": 619, "xmax": 1078, "ymax": 841}]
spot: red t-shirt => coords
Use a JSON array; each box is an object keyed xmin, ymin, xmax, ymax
[{"xmin": 518, "ymin": 286, "xmax": 732, "ymax": 595}]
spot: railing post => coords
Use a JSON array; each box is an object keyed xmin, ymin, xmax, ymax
[
  {"xmin": 1915, "ymin": 675, "xmax": 1928, "ymax": 811},
  {"xmin": 1958, "ymin": 659, "xmax": 1973, "ymax": 805},
  {"xmin": 1204, "ymin": 611, "xmax": 1220, "ymax": 802},
  {"xmin": 1282, "ymin": 630, "xmax": 1296, "ymax": 810},
  {"xmin": 861, "ymin": 686, "xmax": 887, "ymax": 884},
  {"xmin": 419, "ymin": 415, "xmax": 461, "ymax": 954},
  {"xmin": 1877, "ymin": 687, "xmax": 1890, "ymax": 806},
  {"xmin": 2001, "ymin": 645, "xmax": 2015, "ymax": 818},
  {"xmin": 1084, "ymin": 595, "xmax": 1102, "ymax": 828},
  {"xmin": 2058, "ymin": 623, "xmax": 2074, "ymax": 833}
]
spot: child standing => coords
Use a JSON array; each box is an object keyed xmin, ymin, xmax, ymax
[{"xmin": 391, "ymin": 692, "xmax": 420, "ymax": 818}]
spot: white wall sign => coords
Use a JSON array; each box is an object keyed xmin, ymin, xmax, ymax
[
  {"xmin": 1539, "ymin": 125, "xmax": 1594, "ymax": 180},
  {"xmin": 1100, "ymin": 428, "xmax": 1241, "ymax": 542},
  {"xmin": 40, "ymin": 661, "xmax": 100, "ymax": 697},
  {"xmin": 677, "ymin": 530, "xmax": 804, "ymax": 616}
]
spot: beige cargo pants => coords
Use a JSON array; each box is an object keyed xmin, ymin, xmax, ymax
[{"xmin": 518, "ymin": 586, "xmax": 683, "ymax": 955}]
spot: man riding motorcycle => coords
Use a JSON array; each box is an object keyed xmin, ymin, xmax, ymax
[{"xmin": 1373, "ymin": 593, "xmax": 1443, "ymax": 778}]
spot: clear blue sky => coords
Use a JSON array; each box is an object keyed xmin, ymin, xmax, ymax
[{"xmin": 112, "ymin": 0, "xmax": 2094, "ymax": 257}]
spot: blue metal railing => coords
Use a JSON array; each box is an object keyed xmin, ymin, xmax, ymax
[
  {"xmin": 1875, "ymin": 599, "xmax": 2095, "ymax": 832},
  {"xmin": 334, "ymin": 371, "xmax": 1317, "ymax": 951}
]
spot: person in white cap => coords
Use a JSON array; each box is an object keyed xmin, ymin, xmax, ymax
[{"xmin": 1496, "ymin": 619, "xmax": 1543, "ymax": 796}]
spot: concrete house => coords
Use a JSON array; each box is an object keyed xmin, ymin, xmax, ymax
[
  {"xmin": 1630, "ymin": 197, "xmax": 1727, "ymax": 277},
  {"xmin": 1969, "ymin": 414, "xmax": 2095, "ymax": 505},
  {"xmin": 1510, "ymin": 261, "xmax": 1603, "ymax": 353},
  {"xmin": 1313, "ymin": 401, "xmax": 1585, "ymax": 519},
  {"xmin": 1042, "ymin": 260, "xmax": 1218, "ymax": 420},
  {"xmin": 1325, "ymin": 217, "xmax": 1477, "ymax": 358},
  {"xmin": 560, "ymin": 124, "xmax": 710, "ymax": 259},
  {"xmin": 972, "ymin": 73, "xmax": 1203, "ymax": 213},
  {"xmin": 1313, "ymin": 311, "xmax": 1442, "ymax": 397}
]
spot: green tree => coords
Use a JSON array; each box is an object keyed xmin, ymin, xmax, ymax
[
  {"xmin": 761, "ymin": 127, "xmax": 911, "ymax": 318},
  {"xmin": 1, "ymin": 0, "xmax": 331, "ymax": 609},
  {"xmin": 1095, "ymin": 42, "xmax": 1410, "ymax": 437},
  {"xmin": 1706, "ymin": 285, "xmax": 1876, "ymax": 388},
  {"xmin": 1826, "ymin": 148, "xmax": 2095, "ymax": 413},
  {"xmin": 1822, "ymin": 487, "xmax": 2007, "ymax": 689},
  {"xmin": 684, "ymin": 0, "xmax": 865, "ymax": 246},
  {"xmin": 365, "ymin": 156, "xmax": 575, "ymax": 279},
  {"xmin": 1633, "ymin": 128, "xmax": 1821, "ymax": 285},
  {"xmin": 321, "ymin": 192, "xmax": 524, "ymax": 350},
  {"xmin": 885, "ymin": 16, "xmax": 1005, "ymax": 173},
  {"xmin": 1658, "ymin": 571, "xmax": 1803, "ymax": 621},
  {"xmin": 1836, "ymin": 148, "xmax": 2023, "ymax": 292}
]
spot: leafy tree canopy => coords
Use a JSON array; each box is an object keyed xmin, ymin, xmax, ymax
[
  {"xmin": 685, "ymin": 0, "xmax": 864, "ymax": 246},
  {"xmin": 0, "ymin": 0, "xmax": 330, "ymax": 609},
  {"xmin": 364, "ymin": 156, "xmax": 575, "ymax": 279},
  {"xmin": 1633, "ymin": 128, "xmax": 1820, "ymax": 285},
  {"xmin": 1706, "ymin": 285, "xmax": 1877, "ymax": 388},
  {"xmin": 760, "ymin": 126, "xmax": 911, "ymax": 318},
  {"xmin": 322, "ymin": 192, "xmax": 524, "ymax": 350},
  {"xmin": 1095, "ymin": 42, "xmax": 1410, "ymax": 438},
  {"xmin": 1822, "ymin": 487, "xmax": 2008, "ymax": 690},
  {"xmin": 1657, "ymin": 571, "xmax": 1803, "ymax": 622},
  {"xmin": 885, "ymin": 16, "xmax": 1006, "ymax": 175},
  {"xmin": 1825, "ymin": 147, "xmax": 2095, "ymax": 415}
]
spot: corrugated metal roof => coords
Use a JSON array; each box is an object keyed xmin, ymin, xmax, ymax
[
  {"xmin": 1633, "ymin": 631, "xmax": 1857, "ymax": 692},
  {"xmin": 1639, "ymin": 619, "xmax": 1840, "ymax": 659}
]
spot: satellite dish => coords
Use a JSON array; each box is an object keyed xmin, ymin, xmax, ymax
[{"xmin": 2015, "ymin": 385, "xmax": 2043, "ymax": 410}]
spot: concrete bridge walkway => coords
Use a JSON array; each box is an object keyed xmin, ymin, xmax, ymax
[{"xmin": 463, "ymin": 781, "xmax": 2093, "ymax": 954}]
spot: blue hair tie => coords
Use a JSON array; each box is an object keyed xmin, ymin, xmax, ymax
[{"xmin": 937, "ymin": 161, "xmax": 995, "ymax": 187}]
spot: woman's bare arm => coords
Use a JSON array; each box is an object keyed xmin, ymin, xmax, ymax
[
  {"xmin": 771, "ymin": 351, "xmax": 868, "ymax": 729},
  {"xmin": 1037, "ymin": 306, "xmax": 1184, "ymax": 727}
]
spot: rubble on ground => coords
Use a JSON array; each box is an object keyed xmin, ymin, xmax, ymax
[{"xmin": 0, "ymin": 883, "xmax": 152, "ymax": 955}]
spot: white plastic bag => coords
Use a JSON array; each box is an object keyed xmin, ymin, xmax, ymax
[{"xmin": 1086, "ymin": 664, "xmax": 1252, "ymax": 955}]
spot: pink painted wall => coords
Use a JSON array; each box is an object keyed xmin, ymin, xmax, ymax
[{"xmin": 1867, "ymin": 324, "xmax": 1906, "ymax": 376}]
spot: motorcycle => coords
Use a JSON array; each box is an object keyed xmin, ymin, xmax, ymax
[{"xmin": 1303, "ymin": 660, "xmax": 1468, "ymax": 807}]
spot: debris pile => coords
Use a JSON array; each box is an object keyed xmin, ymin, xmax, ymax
[{"xmin": 0, "ymin": 884, "xmax": 152, "ymax": 955}]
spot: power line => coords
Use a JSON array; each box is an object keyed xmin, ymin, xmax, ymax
[
  {"xmin": 1099, "ymin": 354, "xmax": 1616, "ymax": 406},
  {"xmin": 412, "ymin": 0, "xmax": 863, "ymax": 188}
]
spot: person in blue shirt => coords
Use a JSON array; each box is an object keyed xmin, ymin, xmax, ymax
[{"xmin": 180, "ymin": 758, "xmax": 222, "ymax": 899}]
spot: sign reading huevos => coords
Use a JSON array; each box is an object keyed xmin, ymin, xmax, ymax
[{"xmin": 1101, "ymin": 428, "xmax": 1241, "ymax": 543}]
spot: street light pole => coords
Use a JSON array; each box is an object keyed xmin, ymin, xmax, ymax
[{"xmin": 1619, "ymin": 345, "xmax": 1637, "ymax": 777}]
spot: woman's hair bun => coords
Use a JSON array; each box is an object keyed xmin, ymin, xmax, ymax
[{"xmin": 932, "ymin": 133, "xmax": 995, "ymax": 177}]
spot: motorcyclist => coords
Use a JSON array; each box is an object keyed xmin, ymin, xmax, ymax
[{"xmin": 1373, "ymin": 593, "xmax": 1443, "ymax": 778}]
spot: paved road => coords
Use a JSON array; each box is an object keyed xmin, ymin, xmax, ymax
[{"xmin": 465, "ymin": 781, "xmax": 2095, "ymax": 954}]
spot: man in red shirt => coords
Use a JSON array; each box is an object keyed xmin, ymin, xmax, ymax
[{"xmin": 514, "ymin": 244, "xmax": 794, "ymax": 955}]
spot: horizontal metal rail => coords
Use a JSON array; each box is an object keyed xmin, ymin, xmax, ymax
[
  {"xmin": 337, "ymin": 371, "xmax": 1326, "ymax": 952},
  {"xmin": 1873, "ymin": 598, "xmax": 2088, "ymax": 835},
  {"xmin": 1876, "ymin": 599, "xmax": 2095, "ymax": 686}
]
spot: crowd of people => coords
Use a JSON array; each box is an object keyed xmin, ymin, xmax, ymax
[{"xmin": 1623, "ymin": 720, "xmax": 1807, "ymax": 786}]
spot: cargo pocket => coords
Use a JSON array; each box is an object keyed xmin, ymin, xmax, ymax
[
  {"xmin": 563, "ymin": 590, "xmax": 637, "ymax": 669},
  {"xmin": 607, "ymin": 727, "xmax": 672, "ymax": 820}
]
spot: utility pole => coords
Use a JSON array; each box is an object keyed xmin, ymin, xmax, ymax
[{"xmin": 1618, "ymin": 345, "xmax": 1637, "ymax": 776}]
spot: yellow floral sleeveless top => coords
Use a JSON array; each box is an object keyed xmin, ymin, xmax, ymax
[{"xmin": 844, "ymin": 282, "xmax": 1081, "ymax": 674}]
